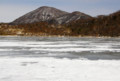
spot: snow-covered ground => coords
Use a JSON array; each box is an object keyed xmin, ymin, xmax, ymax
[{"xmin": 0, "ymin": 57, "xmax": 120, "ymax": 81}]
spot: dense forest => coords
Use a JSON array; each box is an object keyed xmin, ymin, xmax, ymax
[{"xmin": 0, "ymin": 10, "xmax": 120, "ymax": 37}]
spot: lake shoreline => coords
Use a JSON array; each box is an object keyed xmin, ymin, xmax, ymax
[{"xmin": 0, "ymin": 35, "xmax": 119, "ymax": 38}]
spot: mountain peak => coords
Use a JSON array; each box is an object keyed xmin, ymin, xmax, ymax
[
  {"xmin": 40, "ymin": 6, "xmax": 51, "ymax": 8},
  {"xmin": 37, "ymin": 6, "xmax": 58, "ymax": 10},
  {"xmin": 39, "ymin": 6, "xmax": 55, "ymax": 9},
  {"xmin": 72, "ymin": 11, "xmax": 82, "ymax": 14}
]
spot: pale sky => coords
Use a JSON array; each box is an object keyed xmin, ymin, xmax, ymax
[{"xmin": 0, "ymin": 0, "xmax": 120, "ymax": 22}]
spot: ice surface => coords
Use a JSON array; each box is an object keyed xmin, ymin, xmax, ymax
[
  {"xmin": 0, "ymin": 36, "xmax": 120, "ymax": 59},
  {"xmin": 0, "ymin": 36, "xmax": 120, "ymax": 81}
]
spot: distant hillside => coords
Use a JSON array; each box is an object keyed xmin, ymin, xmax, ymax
[
  {"xmin": 66, "ymin": 10, "xmax": 120, "ymax": 36},
  {"xmin": 11, "ymin": 6, "xmax": 91, "ymax": 25}
]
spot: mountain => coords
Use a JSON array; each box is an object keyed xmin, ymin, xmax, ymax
[
  {"xmin": 11, "ymin": 6, "xmax": 68, "ymax": 25},
  {"xmin": 11, "ymin": 6, "xmax": 91, "ymax": 25}
]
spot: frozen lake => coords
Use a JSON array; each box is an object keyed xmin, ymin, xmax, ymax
[
  {"xmin": 0, "ymin": 36, "xmax": 120, "ymax": 60},
  {"xmin": 0, "ymin": 36, "xmax": 120, "ymax": 81}
]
